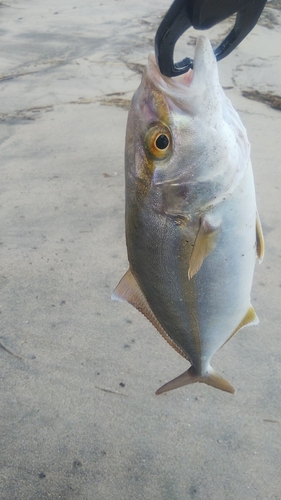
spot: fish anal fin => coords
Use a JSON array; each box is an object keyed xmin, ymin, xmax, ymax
[
  {"xmin": 256, "ymin": 210, "xmax": 265, "ymax": 263},
  {"xmin": 112, "ymin": 269, "xmax": 189, "ymax": 361},
  {"xmin": 188, "ymin": 215, "xmax": 221, "ymax": 280},
  {"xmin": 111, "ymin": 268, "xmax": 142, "ymax": 305},
  {"xmin": 222, "ymin": 305, "xmax": 259, "ymax": 348},
  {"xmin": 156, "ymin": 365, "xmax": 235, "ymax": 395}
]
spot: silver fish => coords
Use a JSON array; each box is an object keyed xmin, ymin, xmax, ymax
[{"xmin": 112, "ymin": 36, "xmax": 264, "ymax": 395}]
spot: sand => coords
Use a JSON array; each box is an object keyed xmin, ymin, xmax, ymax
[{"xmin": 1, "ymin": 1, "xmax": 281, "ymax": 499}]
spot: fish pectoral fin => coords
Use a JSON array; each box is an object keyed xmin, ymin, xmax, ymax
[
  {"xmin": 156, "ymin": 365, "xmax": 235, "ymax": 395},
  {"xmin": 256, "ymin": 210, "xmax": 265, "ymax": 263},
  {"xmin": 221, "ymin": 305, "xmax": 259, "ymax": 348},
  {"xmin": 188, "ymin": 215, "xmax": 221, "ymax": 280},
  {"xmin": 112, "ymin": 268, "xmax": 189, "ymax": 360}
]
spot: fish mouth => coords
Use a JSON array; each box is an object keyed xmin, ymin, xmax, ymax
[
  {"xmin": 146, "ymin": 36, "xmax": 219, "ymax": 108},
  {"xmin": 147, "ymin": 53, "xmax": 194, "ymax": 93}
]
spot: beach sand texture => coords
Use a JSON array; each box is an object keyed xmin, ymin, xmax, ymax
[{"xmin": 1, "ymin": 1, "xmax": 281, "ymax": 499}]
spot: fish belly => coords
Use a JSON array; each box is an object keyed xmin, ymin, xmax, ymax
[{"xmin": 126, "ymin": 164, "xmax": 257, "ymax": 375}]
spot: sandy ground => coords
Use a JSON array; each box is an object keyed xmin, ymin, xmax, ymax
[{"xmin": 1, "ymin": 1, "xmax": 281, "ymax": 499}]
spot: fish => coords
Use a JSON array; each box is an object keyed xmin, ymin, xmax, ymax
[{"xmin": 112, "ymin": 35, "xmax": 264, "ymax": 395}]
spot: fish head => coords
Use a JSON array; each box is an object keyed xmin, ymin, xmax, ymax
[{"xmin": 125, "ymin": 36, "xmax": 250, "ymax": 218}]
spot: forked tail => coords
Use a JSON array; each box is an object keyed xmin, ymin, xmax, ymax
[{"xmin": 156, "ymin": 365, "xmax": 236, "ymax": 395}]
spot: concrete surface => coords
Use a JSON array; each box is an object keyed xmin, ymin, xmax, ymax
[{"xmin": 1, "ymin": 1, "xmax": 281, "ymax": 499}]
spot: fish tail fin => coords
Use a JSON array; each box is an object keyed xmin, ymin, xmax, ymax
[
  {"xmin": 155, "ymin": 366, "xmax": 236, "ymax": 395},
  {"xmin": 201, "ymin": 366, "xmax": 236, "ymax": 394}
]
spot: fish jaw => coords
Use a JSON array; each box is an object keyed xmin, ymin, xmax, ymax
[{"xmin": 145, "ymin": 35, "xmax": 222, "ymax": 119}]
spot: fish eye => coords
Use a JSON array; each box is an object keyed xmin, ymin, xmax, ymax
[
  {"xmin": 145, "ymin": 125, "xmax": 172, "ymax": 160},
  {"xmin": 155, "ymin": 134, "xmax": 169, "ymax": 151}
]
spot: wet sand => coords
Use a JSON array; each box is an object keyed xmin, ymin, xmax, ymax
[{"xmin": 1, "ymin": 1, "xmax": 281, "ymax": 499}]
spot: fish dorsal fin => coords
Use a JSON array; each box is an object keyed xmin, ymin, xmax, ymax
[
  {"xmin": 222, "ymin": 305, "xmax": 259, "ymax": 348},
  {"xmin": 112, "ymin": 269, "xmax": 189, "ymax": 360},
  {"xmin": 188, "ymin": 214, "xmax": 221, "ymax": 280},
  {"xmin": 256, "ymin": 210, "xmax": 265, "ymax": 263}
]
